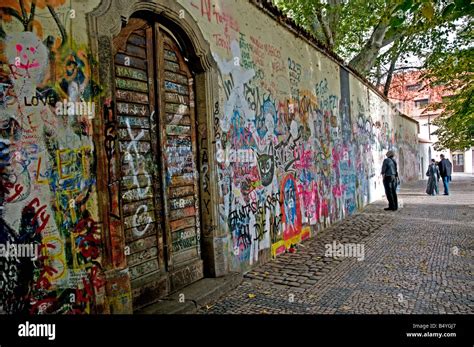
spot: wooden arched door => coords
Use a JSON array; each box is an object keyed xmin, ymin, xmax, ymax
[{"xmin": 113, "ymin": 18, "xmax": 203, "ymax": 309}]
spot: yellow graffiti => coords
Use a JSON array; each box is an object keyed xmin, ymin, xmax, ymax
[
  {"xmin": 41, "ymin": 235, "xmax": 67, "ymax": 282},
  {"xmin": 56, "ymin": 146, "xmax": 92, "ymax": 180},
  {"xmin": 35, "ymin": 156, "xmax": 48, "ymax": 184},
  {"xmin": 271, "ymin": 226, "xmax": 311, "ymax": 258}
]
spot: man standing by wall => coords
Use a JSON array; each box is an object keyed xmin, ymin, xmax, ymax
[
  {"xmin": 438, "ymin": 154, "xmax": 452, "ymax": 195},
  {"xmin": 381, "ymin": 150, "xmax": 399, "ymax": 211}
]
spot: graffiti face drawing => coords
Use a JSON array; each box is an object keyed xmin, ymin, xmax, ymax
[
  {"xmin": 257, "ymin": 146, "xmax": 275, "ymax": 187},
  {"xmin": 5, "ymin": 32, "xmax": 48, "ymax": 87}
]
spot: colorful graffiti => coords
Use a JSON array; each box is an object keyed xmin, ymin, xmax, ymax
[
  {"xmin": 0, "ymin": 2, "xmax": 103, "ymax": 314},
  {"xmin": 212, "ymin": 33, "xmax": 418, "ymax": 270}
]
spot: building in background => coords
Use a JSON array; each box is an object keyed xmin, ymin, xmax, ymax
[{"xmin": 387, "ymin": 70, "xmax": 473, "ymax": 176}]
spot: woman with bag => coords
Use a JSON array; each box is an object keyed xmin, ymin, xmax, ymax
[{"xmin": 426, "ymin": 159, "xmax": 440, "ymax": 196}]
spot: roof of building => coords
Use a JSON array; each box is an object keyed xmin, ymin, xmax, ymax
[{"xmin": 418, "ymin": 136, "xmax": 432, "ymax": 144}]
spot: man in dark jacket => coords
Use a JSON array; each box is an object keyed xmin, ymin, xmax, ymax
[
  {"xmin": 381, "ymin": 150, "xmax": 398, "ymax": 211},
  {"xmin": 438, "ymin": 154, "xmax": 452, "ymax": 195}
]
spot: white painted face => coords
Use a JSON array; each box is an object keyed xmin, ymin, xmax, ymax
[
  {"xmin": 5, "ymin": 31, "xmax": 48, "ymax": 86},
  {"xmin": 290, "ymin": 120, "xmax": 298, "ymax": 139},
  {"xmin": 264, "ymin": 113, "xmax": 274, "ymax": 134}
]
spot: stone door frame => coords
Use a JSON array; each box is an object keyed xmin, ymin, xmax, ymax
[{"xmin": 86, "ymin": 0, "xmax": 227, "ymax": 312}]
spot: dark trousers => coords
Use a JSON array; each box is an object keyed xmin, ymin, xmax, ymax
[
  {"xmin": 383, "ymin": 176, "xmax": 398, "ymax": 210},
  {"xmin": 442, "ymin": 176, "xmax": 449, "ymax": 195}
]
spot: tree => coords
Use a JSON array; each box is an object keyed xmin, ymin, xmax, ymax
[
  {"xmin": 425, "ymin": 24, "xmax": 474, "ymax": 151},
  {"xmin": 273, "ymin": 0, "xmax": 473, "ymax": 88}
]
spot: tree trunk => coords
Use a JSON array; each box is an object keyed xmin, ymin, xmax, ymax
[{"xmin": 349, "ymin": 22, "xmax": 389, "ymax": 74}]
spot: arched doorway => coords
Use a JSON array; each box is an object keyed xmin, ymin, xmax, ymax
[{"xmin": 112, "ymin": 17, "xmax": 203, "ymax": 309}]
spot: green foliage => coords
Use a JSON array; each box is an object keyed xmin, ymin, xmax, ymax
[
  {"xmin": 425, "ymin": 25, "xmax": 474, "ymax": 151},
  {"xmin": 273, "ymin": 0, "xmax": 472, "ymax": 75}
]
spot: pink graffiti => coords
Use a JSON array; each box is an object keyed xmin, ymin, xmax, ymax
[
  {"xmin": 297, "ymin": 182, "xmax": 319, "ymax": 223},
  {"xmin": 294, "ymin": 145, "xmax": 312, "ymax": 170},
  {"xmin": 332, "ymin": 185, "xmax": 345, "ymax": 199},
  {"xmin": 332, "ymin": 147, "xmax": 342, "ymax": 169}
]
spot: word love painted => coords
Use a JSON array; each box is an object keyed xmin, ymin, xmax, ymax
[
  {"xmin": 18, "ymin": 322, "xmax": 56, "ymax": 341},
  {"xmin": 23, "ymin": 95, "xmax": 56, "ymax": 107}
]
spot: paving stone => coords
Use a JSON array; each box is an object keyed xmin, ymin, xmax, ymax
[{"xmin": 200, "ymin": 175, "xmax": 474, "ymax": 315}]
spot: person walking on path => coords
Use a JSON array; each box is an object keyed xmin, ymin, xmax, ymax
[
  {"xmin": 438, "ymin": 154, "xmax": 452, "ymax": 195},
  {"xmin": 381, "ymin": 150, "xmax": 399, "ymax": 211},
  {"xmin": 426, "ymin": 159, "xmax": 440, "ymax": 195}
]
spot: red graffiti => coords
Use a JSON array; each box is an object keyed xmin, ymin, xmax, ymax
[
  {"xmin": 29, "ymin": 297, "xmax": 56, "ymax": 314},
  {"xmin": 26, "ymin": 198, "xmax": 50, "ymax": 234},
  {"xmin": 37, "ymin": 242, "xmax": 56, "ymax": 255},
  {"xmin": 89, "ymin": 265, "xmax": 106, "ymax": 290},
  {"xmin": 74, "ymin": 216, "xmax": 101, "ymax": 260},
  {"xmin": 74, "ymin": 265, "xmax": 105, "ymax": 310},
  {"xmin": 35, "ymin": 265, "xmax": 58, "ymax": 290},
  {"xmin": 34, "ymin": 242, "xmax": 57, "ymax": 290},
  {"xmin": 76, "ymin": 277, "xmax": 94, "ymax": 304},
  {"xmin": 192, "ymin": 0, "xmax": 239, "ymax": 33},
  {"xmin": 4, "ymin": 182, "xmax": 24, "ymax": 202},
  {"xmin": 76, "ymin": 233, "xmax": 99, "ymax": 259},
  {"xmin": 69, "ymin": 266, "xmax": 105, "ymax": 314}
]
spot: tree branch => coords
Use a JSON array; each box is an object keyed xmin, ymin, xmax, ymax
[
  {"xmin": 383, "ymin": 38, "xmax": 406, "ymax": 96},
  {"xmin": 327, "ymin": 0, "xmax": 342, "ymax": 44},
  {"xmin": 314, "ymin": 6, "xmax": 334, "ymax": 47},
  {"xmin": 349, "ymin": 21, "xmax": 390, "ymax": 74}
]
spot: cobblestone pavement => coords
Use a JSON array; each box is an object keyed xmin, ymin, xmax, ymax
[{"xmin": 201, "ymin": 175, "xmax": 474, "ymax": 314}]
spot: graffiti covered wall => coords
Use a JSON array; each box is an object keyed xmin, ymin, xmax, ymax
[
  {"xmin": 0, "ymin": 0, "xmax": 419, "ymax": 313},
  {"xmin": 0, "ymin": 0, "xmax": 107, "ymax": 314},
  {"xmin": 178, "ymin": 0, "xmax": 419, "ymax": 271}
]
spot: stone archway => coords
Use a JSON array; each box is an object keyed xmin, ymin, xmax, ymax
[{"xmin": 86, "ymin": 0, "xmax": 226, "ymax": 312}]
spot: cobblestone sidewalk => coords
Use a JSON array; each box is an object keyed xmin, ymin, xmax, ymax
[{"xmin": 201, "ymin": 175, "xmax": 474, "ymax": 314}]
